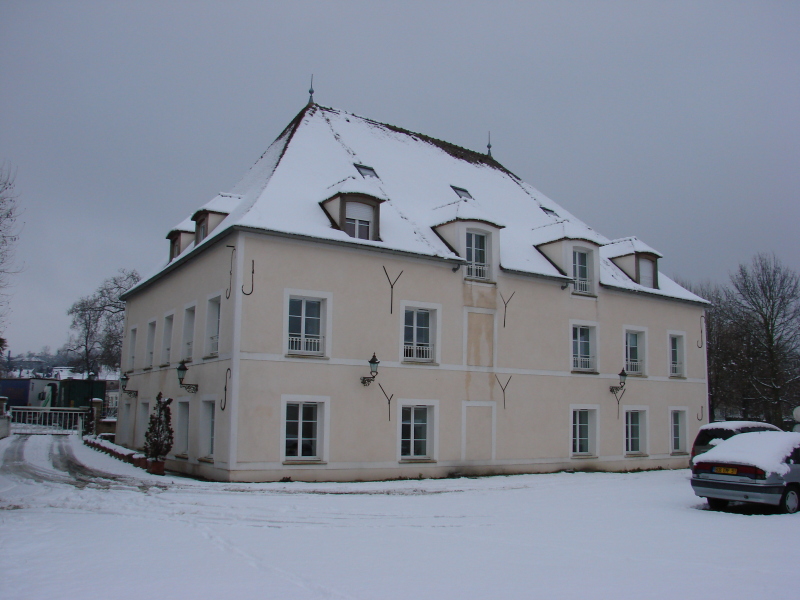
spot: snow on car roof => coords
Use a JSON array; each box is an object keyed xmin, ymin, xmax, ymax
[
  {"xmin": 698, "ymin": 420, "xmax": 781, "ymax": 432},
  {"xmin": 692, "ymin": 431, "xmax": 800, "ymax": 476}
]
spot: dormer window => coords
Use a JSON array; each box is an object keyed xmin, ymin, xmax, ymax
[
  {"xmin": 466, "ymin": 231, "xmax": 489, "ymax": 279},
  {"xmin": 451, "ymin": 186, "xmax": 473, "ymax": 200},
  {"xmin": 169, "ymin": 237, "xmax": 181, "ymax": 261},
  {"xmin": 637, "ymin": 256, "xmax": 657, "ymax": 288},
  {"xmin": 344, "ymin": 201, "xmax": 373, "ymax": 240},
  {"xmin": 195, "ymin": 215, "xmax": 208, "ymax": 244},
  {"xmin": 355, "ymin": 164, "xmax": 378, "ymax": 179},
  {"xmin": 572, "ymin": 248, "xmax": 593, "ymax": 294}
]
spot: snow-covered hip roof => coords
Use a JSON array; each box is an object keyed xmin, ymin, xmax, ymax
[{"xmin": 127, "ymin": 103, "xmax": 706, "ymax": 304}]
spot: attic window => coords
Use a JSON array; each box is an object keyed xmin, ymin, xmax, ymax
[
  {"xmin": 541, "ymin": 207, "xmax": 558, "ymax": 217},
  {"xmin": 451, "ymin": 186, "xmax": 473, "ymax": 200},
  {"xmin": 355, "ymin": 164, "xmax": 379, "ymax": 179}
]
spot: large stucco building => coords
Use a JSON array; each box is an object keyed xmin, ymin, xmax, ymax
[{"xmin": 117, "ymin": 102, "xmax": 708, "ymax": 481}]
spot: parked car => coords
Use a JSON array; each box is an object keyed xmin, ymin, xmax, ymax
[
  {"xmin": 691, "ymin": 431, "xmax": 800, "ymax": 513},
  {"xmin": 691, "ymin": 420, "xmax": 782, "ymax": 460}
]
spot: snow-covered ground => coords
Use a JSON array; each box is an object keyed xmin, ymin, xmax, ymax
[{"xmin": 1, "ymin": 435, "xmax": 797, "ymax": 600}]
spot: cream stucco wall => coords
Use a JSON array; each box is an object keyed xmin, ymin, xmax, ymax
[{"xmin": 118, "ymin": 229, "xmax": 708, "ymax": 482}]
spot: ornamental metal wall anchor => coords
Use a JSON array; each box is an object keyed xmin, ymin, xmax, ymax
[
  {"xmin": 382, "ymin": 266, "xmax": 403, "ymax": 314},
  {"xmin": 495, "ymin": 374, "xmax": 512, "ymax": 409},
  {"xmin": 221, "ymin": 368, "xmax": 231, "ymax": 411},
  {"xmin": 225, "ymin": 245, "xmax": 236, "ymax": 299},
  {"xmin": 378, "ymin": 383, "xmax": 394, "ymax": 421},
  {"xmin": 697, "ymin": 314, "xmax": 705, "ymax": 348},
  {"xmin": 499, "ymin": 291, "xmax": 515, "ymax": 328},
  {"xmin": 242, "ymin": 260, "xmax": 254, "ymax": 295}
]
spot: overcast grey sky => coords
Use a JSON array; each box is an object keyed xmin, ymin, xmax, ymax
[{"xmin": 1, "ymin": 1, "xmax": 798, "ymax": 354}]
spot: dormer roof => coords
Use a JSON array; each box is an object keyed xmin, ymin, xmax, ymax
[{"xmin": 601, "ymin": 236, "xmax": 663, "ymax": 260}]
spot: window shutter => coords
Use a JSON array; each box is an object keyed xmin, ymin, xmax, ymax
[{"xmin": 346, "ymin": 202, "xmax": 372, "ymax": 221}]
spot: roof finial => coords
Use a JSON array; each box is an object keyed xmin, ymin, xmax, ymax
[
  {"xmin": 487, "ymin": 131, "xmax": 492, "ymax": 157},
  {"xmin": 308, "ymin": 75, "xmax": 315, "ymax": 105}
]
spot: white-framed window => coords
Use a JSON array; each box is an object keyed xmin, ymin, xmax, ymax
[
  {"xmin": 404, "ymin": 308, "xmax": 433, "ymax": 361},
  {"xmin": 128, "ymin": 327, "xmax": 137, "ymax": 371},
  {"xmin": 195, "ymin": 215, "xmax": 208, "ymax": 244},
  {"xmin": 401, "ymin": 405, "xmax": 430, "ymax": 458},
  {"xmin": 201, "ymin": 400, "xmax": 215, "ymax": 459},
  {"xmin": 175, "ymin": 400, "xmax": 189, "ymax": 456},
  {"xmin": 285, "ymin": 289, "xmax": 332, "ymax": 357},
  {"xmin": 638, "ymin": 256, "xmax": 656, "ymax": 288},
  {"xmin": 669, "ymin": 333, "xmax": 685, "ymax": 377},
  {"xmin": 570, "ymin": 405, "xmax": 598, "ymax": 456},
  {"xmin": 344, "ymin": 201, "xmax": 373, "ymax": 240},
  {"xmin": 670, "ymin": 408, "xmax": 687, "ymax": 454},
  {"xmin": 206, "ymin": 295, "xmax": 221, "ymax": 357},
  {"xmin": 135, "ymin": 400, "xmax": 149, "ymax": 449},
  {"xmin": 572, "ymin": 248, "xmax": 593, "ymax": 294},
  {"xmin": 625, "ymin": 329, "xmax": 646, "ymax": 375},
  {"xmin": 397, "ymin": 400, "xmax": 438, "ymax": 460},
  {"xmin": 145, "ymin": 321, "xmax": 156, "ymax": 368},
  {"xmin": 161, "ymin": 313, "xmax": 174, "ymax": 365},
  {"xmin": 624, "ymin": 407, "xmax": 648, "ymax": 455},
  {"xmin": 288, "ymin": 297, "xmax": 324, "ymax": 355},
  {"xmin": 572, "ymin": 325, "xmax": 596, "ymax": 371},
  {"xmin": 182, "ymin": 306, "xmax": 195, "ymax": 361},
  {"xmin": 281, "ymin": 395, "xmax": 329, "ymax": 462},
  {"xmin": 466, "ymin": 230, "xmax": 489, "ymax": 279}
]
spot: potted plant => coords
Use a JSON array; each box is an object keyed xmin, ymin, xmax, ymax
[{"xmin": 144, "ymin": 392, "xmax": 173, "ymax": 475}]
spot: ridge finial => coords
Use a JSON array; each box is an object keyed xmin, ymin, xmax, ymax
[
  {"xmin": 487, "ymin": 131, "xmax": 492, "ymax": 156},
  {"xmin": 308, "ymin": 75, "xmax": 315, "ymax": 105}
]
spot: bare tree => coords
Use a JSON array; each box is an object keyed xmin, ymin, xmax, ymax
[
  {"xmin": 0, "ymin": 164, "xmax": 21, "ymax": 348},
  {"xmin": 66, "ymin": 269, "xmax": 140, "ymax": 372},
  {"xmin": 729, "ymin": 253, "xmax": 800, "ymax": 426}
]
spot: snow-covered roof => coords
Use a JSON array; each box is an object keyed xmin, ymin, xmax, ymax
[
  {"xmin": 693, "ymin": 431, "xmax": 800, "ymax": 476},
  {"xmin": 167, "ymin": 216, "xmax": 195, "ymax": 236},
  {"xmin": 129, "ymin": 104, "xmax": 705, "ymax": 304},
  {"xmin": 601, "ymin": 236, "xmax": 663, "ymax": 259},
  {"xmin": 192, "ymin": 192, "xmax": 243, "ymax": 219},
  {"xmin": 698, "ymin": 421, "xmax": 782, "ymax": 433}
]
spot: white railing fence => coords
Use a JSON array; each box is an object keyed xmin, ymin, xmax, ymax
[
  {"xmin": 626, "ymin": 359, "xmax": 643, "ymax": 375},
  {"xmin": 404, "ymin": 344, "xmax": 434, "ymax": 361},
  {"xmin": 572, "ymin": 355, "xmax": 595, "ymax": 371},
  {"xmin": 288, "ymin": 335, "xmax": 324, "ymax": 354},
  {"xmin": 467, "ymin": 262, "xmax": 488, "ymax": 279},
  {"xmin": 10, "ymin": 407, "xmax": 88, "ymax": 435},
  {"xmin": 573, "ymin": 278, "xmax": 591, "ymax": 293}
]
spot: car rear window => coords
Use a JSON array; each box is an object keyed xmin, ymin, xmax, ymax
[
  {"xmin": 694, "ymin": 425, "xmax": 778, "ymax": 448},
  {"xmin": 694, "ymin": 428, "xmax": 736, "ymax": 447}
]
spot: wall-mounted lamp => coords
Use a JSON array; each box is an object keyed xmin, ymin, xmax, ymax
[
  {"xmin": 119, "ymin": 372, "xmax": 138, "ymax": 398},
  {"xmin": 360, "ymin": 353, "xmax": 380, "ymax": 386},
  {"xmin": 609, "ymin": 369, "xmax": 627, "ymax": 417},
  {"xmin": 176, "ymin": 360, "xmax": 199, "ymax": 393}
]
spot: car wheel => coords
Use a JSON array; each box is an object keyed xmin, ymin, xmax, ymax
[
  {"xmin": 707, "ymin": 498, "xmax": 729, "ymax": 510},
  {"xmin": 779, "ymin": 486, "xmax": 799, "ymax": 514}
]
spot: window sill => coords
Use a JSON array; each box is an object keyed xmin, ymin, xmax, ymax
[
  {"xmin": 399, "ymin": 458, "xmax": 436, "ymax": 463},
  {"xmin": 183, "ymin": 358, "xmax": 193, "ymax": 364},
  {"xmin": 624, "ymin": 453, "xmax": 649, "ymax": 458},
  {"xmin": 627, "ymin": 373, "xmax": 647, "ymax": 378},
  {"xmin": 198, "ymin": 456, "xmax": 214, "ymax": 464},
  {"xmin": 158, "ymin": 363, "xmax": 170, "ymax": 368},
  {"xmin": 202, "ymin": 354, "xmax": 219, "ymax": 360},
  {"xmin": 401, "ymin": 360, "xmax": 439, "ymax": 366},
  {"xmin": 142, "ymin": 366, "xmax": 153, "ymax": 371},
  {"xmin": 173, "ymin": 453, "xmax": 188, "ymax": 460},
  {"xmin": 283, "ymin": 460, "xmax": 326, "ymax": 465},
  {"xmin": 464, "ymin": 277, "xmax": 496, "ymax": 285},
  {"xmin": 571, "ymin": 370, "xmax": 599, "ymax": 375},
  {"xmin": 670, "ymin": 452, "xmax": 689, "ymax": 457},
  {"xmin": 285, "ymin": 353, "xmax": 329, "ymax": 360},
  {"xmin": 669, "ymin": 375, "xmax": 686, "ymax": 380},
  {"xmin": 570, "ymin": 454, "xmax": 598, "ymax": 459},
  {"xmin": 571, "ymin": 291, "xmax": 597, "ymax": 298}
]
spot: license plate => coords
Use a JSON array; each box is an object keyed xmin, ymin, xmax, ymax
[{"xmin": 712, "ymin": 466, "xmax": 738, "ymax": 475}]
